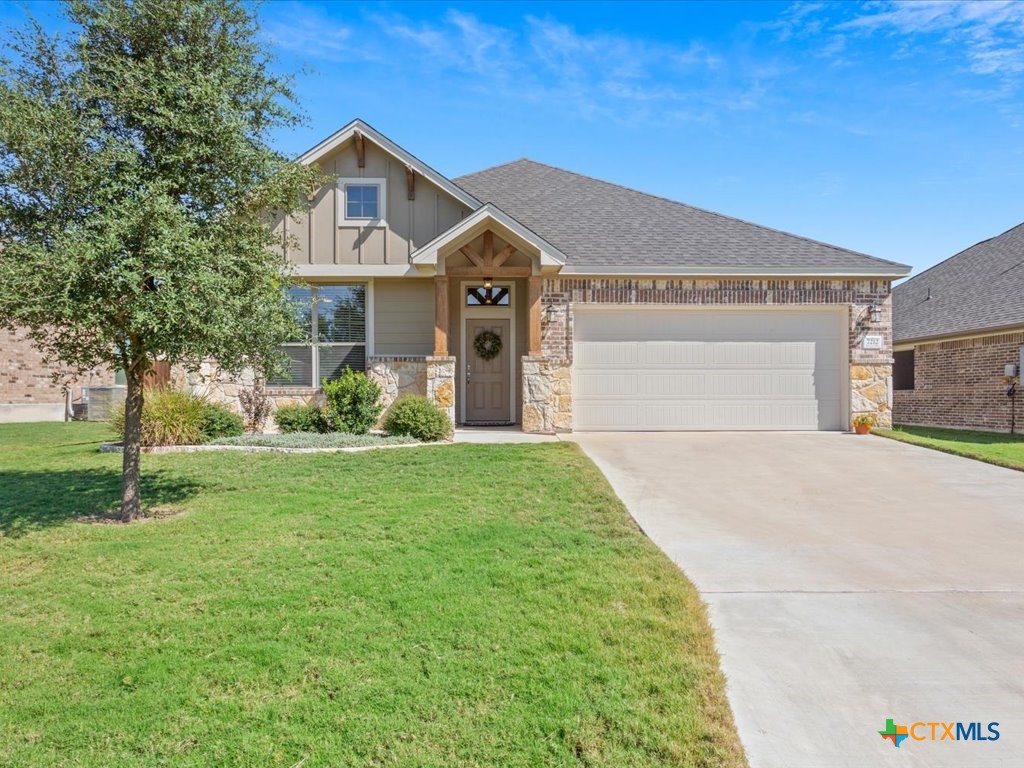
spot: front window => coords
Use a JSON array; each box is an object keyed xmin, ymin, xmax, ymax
[
  {"xmin": 268, "ymin": 284, "xmax": 367, "ymax": 387},
  {"xmin": 466, "ymin": 285, "xmax": 510, "ymax": 306},
  {"xmin": 338, "ymin": 177, "xmax": 386, "ymax": 224},
  {"xmin": 345, "ymin": 184, "xmax": 379, "ymax": 219},
  {"xmin": 893, "ymin": 349, "xmax": 915, "ymax": 391}
]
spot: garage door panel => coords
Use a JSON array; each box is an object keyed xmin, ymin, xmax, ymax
[
  {"xmin": 574, "ymin": 342, "xmax": 640, "ymax": 366},
  {"xmin": 573, "ymin": 309, "xmax": 844, "ymax": 431},
  {"xmin": 574, "ymin": 372, "xmax": 640, "ymax": 397}
]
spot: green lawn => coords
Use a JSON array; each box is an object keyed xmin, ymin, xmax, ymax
[
  {"xmin": 875, "ymin": 424, "xmax": 1024, "ymax": 471},
  {"xmin": 0, "ymin": 422, "xmax": 746, "ymax": 768}
]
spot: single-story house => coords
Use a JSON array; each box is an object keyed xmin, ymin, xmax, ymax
[
  {"xmin": 3, "ymin": 118, "xmax": 911, "ymax": 431},
  {"xmin": 892, "ymin": 222, "xmax": 1024, "ymax": 433}
]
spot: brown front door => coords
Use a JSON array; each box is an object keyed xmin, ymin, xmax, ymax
[{"xmin": 465, "ymin": 318, "xmax": 511, "ymax": 424}]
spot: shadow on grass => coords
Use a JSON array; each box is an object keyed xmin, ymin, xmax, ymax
[{"xmin": 0, "ymin": 468, "xmax": 201, "ymax": 537}]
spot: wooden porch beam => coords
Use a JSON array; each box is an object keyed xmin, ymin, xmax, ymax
[
  {"xmin": 483, "ymin": 231, "xmax": 494, "ymax": 266},
  {"xmin": 459, "ymin": 245, "xmax": 485, "ymax": 267},
  {"xmin": 354, "ymin": 131, "xmax": 365, "ymax": 168},
  {"xmin": 446, "ymin": 265, "xmax": 532, "ymax": 278},
  {"xmin": 434, "ymin": 276, "xmax": 449, "ymax": 356},
  {"xmin": 528, "ymin": 276, "xmax": 542, "ymax": 356},
  {"xmin": 405, "ymin": 166, "xmax": 416, "ymax": 200},
  {"xmin": 492, "ymin": 245, "xmax": 516, "ymax": 268}
]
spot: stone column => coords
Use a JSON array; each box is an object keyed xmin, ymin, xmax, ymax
[
  {"xmin": 426, "ymin": 355, "xmax": 456, "ymax": 432},
  {"xmin": 522, "ymin": 356, "xmax": 572, "ymax": 434}
]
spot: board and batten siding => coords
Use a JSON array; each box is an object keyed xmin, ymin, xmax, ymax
[
  {"xmin": 373, "ymin": 279, "xmax": 435, "ymax": 356},
  {"xmin": 272, "ymin": 140, "xmax": 472, "ymax": 267}
]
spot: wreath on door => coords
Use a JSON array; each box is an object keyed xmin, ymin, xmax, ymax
[{"xmin": 473, "ymin": 330, "xmax": 503, "ymax": 361}]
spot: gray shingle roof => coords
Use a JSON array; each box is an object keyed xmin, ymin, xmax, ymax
[
  {"xmin": 893, "ymin": 222, "xmax": 1024, "ymax": 342},
  {"xmin": 454, "ymin": 159, "xmax": 908, "ymax": 275}
]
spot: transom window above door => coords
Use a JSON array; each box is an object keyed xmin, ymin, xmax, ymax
[
  {"xmin": 466, "ymin": 285, "xmax": 510, "ymax": 306},
  {"xmin": 338, "ymin": 178, "xmax": 386, "ymax": 224}
]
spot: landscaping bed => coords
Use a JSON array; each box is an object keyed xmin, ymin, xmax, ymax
[
  {"xmin": 0, "ymin": 422, "xmax": 746, "ymax": 767},
  {"xmin": 874, "ymin": 424, "xmax": 1024, "ymax": 472}
]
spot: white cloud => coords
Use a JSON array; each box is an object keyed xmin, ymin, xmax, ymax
[{"xmin": 839, "ymin": 1, "xmax": 1024, "ymax": 78}]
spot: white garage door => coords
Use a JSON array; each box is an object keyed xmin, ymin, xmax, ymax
[{"xmin": 573, "ymin": 308, "xmax": 845, "ymax": 431}]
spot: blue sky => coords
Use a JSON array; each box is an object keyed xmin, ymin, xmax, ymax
[{"xmin": 3, "ymin": 1, "xmax": 1024, "ymax": 275}]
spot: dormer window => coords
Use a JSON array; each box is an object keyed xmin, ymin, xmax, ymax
[{"xmin": 339, "ymin": 178, "xmax": 386, "ymax": 225}]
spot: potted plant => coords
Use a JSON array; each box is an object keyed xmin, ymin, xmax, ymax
[{"xmin": 852, "ymin": 414, "xmax": 875, "ymax": 435}]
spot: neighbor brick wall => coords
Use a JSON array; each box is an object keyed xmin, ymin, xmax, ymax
[
  {"xmin": 1, "ymin": 327, "xmax": 114, "ymax": 405},
  {"xmin": 894, "ymin": 329, "xmax": 1024, "ymax": 433},
  {"xmin": 534, "ymin": 278, "xmax": 894, "ymax": 429}
]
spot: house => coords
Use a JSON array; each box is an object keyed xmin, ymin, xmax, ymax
[
  {"xmin": 0, "ymin": 327, "xmax": 116, "ymax": 422},
  {"xmin": 892, "ymin": 223, "xmax": 1024, "ymax": 433},
  {"xmin": 3, "ymin": 118, "xmax": 911, "ymax": 431}
]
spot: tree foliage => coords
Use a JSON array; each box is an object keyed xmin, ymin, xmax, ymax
[{"xmin": 0, "ymin": 0, "xmax": 324, "ymax": 518}]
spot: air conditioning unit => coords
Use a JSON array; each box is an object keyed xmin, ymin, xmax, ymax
[{"xmin": 83, "ymin": 385, "xmax": 127, "ymax": 421}]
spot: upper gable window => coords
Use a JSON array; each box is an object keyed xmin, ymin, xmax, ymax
[{"xmin": 339, "ymin": 178, "xmax": 386, "ymax": 225}]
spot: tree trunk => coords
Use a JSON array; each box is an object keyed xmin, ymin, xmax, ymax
[{"xmin": 120, "ymin": 363, "xmax": 145, "ymax": 521}]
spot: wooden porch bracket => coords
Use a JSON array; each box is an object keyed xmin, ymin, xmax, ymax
[
  {"xmin": 459, "ymin": 245, "xmax": 485, "ymax": 267},
  {"xmin": 528, "ymin": 276, "xmax": 542, "ymax": 356},
  {"xmin": 434, "ymin": 276, "xmax": 449, "ymax": 356},
  {"xmin": 405, "ymin": 166, "xmax": 416, "ymax": 200},
  {"xmin": 354, "ymin": 131, "xmax": 365, "ymax": 168}
]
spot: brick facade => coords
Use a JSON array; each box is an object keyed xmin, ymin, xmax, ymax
[
  {"xmin": 521, "ymin": 277, "xmax": 895, "ymax": 433},
  {"xmin": 893, "ymin": 329, "xmax": 1024, "ymax": 433},
  {"xmin": 1, "ymin": 327, "xmax": 115, "ymax": 419}
]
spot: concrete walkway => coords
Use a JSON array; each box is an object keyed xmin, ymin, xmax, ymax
[
  {"xmin": 453, "ymin": 427, "xmax": 559, "ymax": 444},
  {"xmin": 570, "ymin": 432, "xmax": 1024, "ymax": 768}
]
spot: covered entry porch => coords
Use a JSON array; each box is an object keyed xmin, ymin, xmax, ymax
[{"xmin": 410, "ymin": 204, "xmax": 567, "ymax": 431}]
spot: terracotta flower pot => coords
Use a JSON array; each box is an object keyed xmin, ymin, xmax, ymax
[{"xmin": 853, "ymin": 423, "xmax": 871, "ymax": 435}]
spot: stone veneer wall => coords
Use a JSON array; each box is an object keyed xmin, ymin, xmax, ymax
[
  {"xmin": 536, "ymin": 277, "xmax": 895, "ymax": 430},
  {"xmin": 894, "ymin": 329, "xmax": 1024, "ymax": 433},
  {"xmin": 426, "ymin": 356, "xmax": 456, "ymax": 429},
  {"xmin": 367, "ymin": 356, "xmax": 428, "ymax": 414},
  {"xmin": 521, "ymin": 356, "xmax": 572, "ymax": 434},
  {"xmin": 180, "ymin": 356, "xmax": 456, "ymax": 434}
]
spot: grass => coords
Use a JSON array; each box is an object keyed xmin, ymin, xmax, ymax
[
  {"xmin": 874, "ymin": 424, "xmax": 1024, "ymax": 471},
  {"xmin": 0, "ymin": 422, "xmax": 746, "ymax": 768},
  {"xmin": 209, "ymin": 432, "xmax": 419, "ymax": 449}
]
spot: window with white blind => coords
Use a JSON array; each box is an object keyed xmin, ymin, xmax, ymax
[{"xmin": 268, "ymin": 284, "xmax": 367, "ymax": 387}]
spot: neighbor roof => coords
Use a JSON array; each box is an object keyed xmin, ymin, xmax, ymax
[
  {"xmin": 893, "ymin": 222, "xmax": 1024, "ymax": 343},
  {"xmin": 455, "ymin": 159, "xmax": 909, "ymax": 277}
]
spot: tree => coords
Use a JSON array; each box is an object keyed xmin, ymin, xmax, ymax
[{"xmin": 0, "ymin": 0, "xmax": 322, "ymax": 520}]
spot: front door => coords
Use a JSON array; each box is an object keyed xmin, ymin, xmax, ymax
[{"xmin": 465, "ymin": 318, "xmax": 511, "ymax": 424}]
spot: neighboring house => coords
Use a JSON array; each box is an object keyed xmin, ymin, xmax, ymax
[
  {"xmin": 0, "ymin": 327, "xmax": 117, "ymax": 422},
  {"xmin": 3, "ymin": 118, "xmax": 911, "ymax": 431},
  {"xmin": 893, "ymin": 223, "xmax": 1024, "ymax": 433}
]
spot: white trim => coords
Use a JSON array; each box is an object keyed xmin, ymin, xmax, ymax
[
  {"xmin": 338, "ymin": 177, "xmax": 387, "ymax": 227},
  {"xmin": 460, "ymin": 280, "xmax": 516, "ymax": 425},
  {"xmin": 297, "ymin": 119, "xmax": 481, "ymax": 210},
  {"xmin": 365, "ymin": 279, "xmax": 375, "ymax": 357},
  {"xmin": 411, "ymin": 203, "xmax": 568, "ymax": 269},
  {"xmin": 294, "ymin": 264, "xmax": 420, "ymax": 278},
  {"xmin": 558, "ymin": 265, "xmax": 910, "ymax": 278}
]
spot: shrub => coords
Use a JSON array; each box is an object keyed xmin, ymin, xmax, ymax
[
  {"xmin": 198, "ymin": 402, "xmax": 244, "ymax": 441},
  {"xmin": 322, "ymin": 368, "xmax": 383, "ymax": 435},
  {"xmin": 274, "ymin": 402, "xmax": 329, "ymax": 434},
  {"xmin": 239, "ymin": 383, "xmax": 272, "ymax": 433},
  {"xmin": 383, "ymin": 395, "xmax": 452, "ymax": 442},
  {"xmin": 110, "ymin": 387, "xmax": 205, "ymax": 446}
]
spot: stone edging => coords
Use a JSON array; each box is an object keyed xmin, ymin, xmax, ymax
[{"xmin": 99, "ymin": 441, "xmax": 427, "ymax": 455}]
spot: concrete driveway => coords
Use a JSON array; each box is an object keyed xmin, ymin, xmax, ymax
[{"xmin": 571, "ymin": 432, "xmax": 1024, "ymax": 768}]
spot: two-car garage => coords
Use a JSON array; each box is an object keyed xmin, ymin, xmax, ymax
[{"xmin": 572, "ymin": 307, "xmax": 847, "ymax": 431}]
